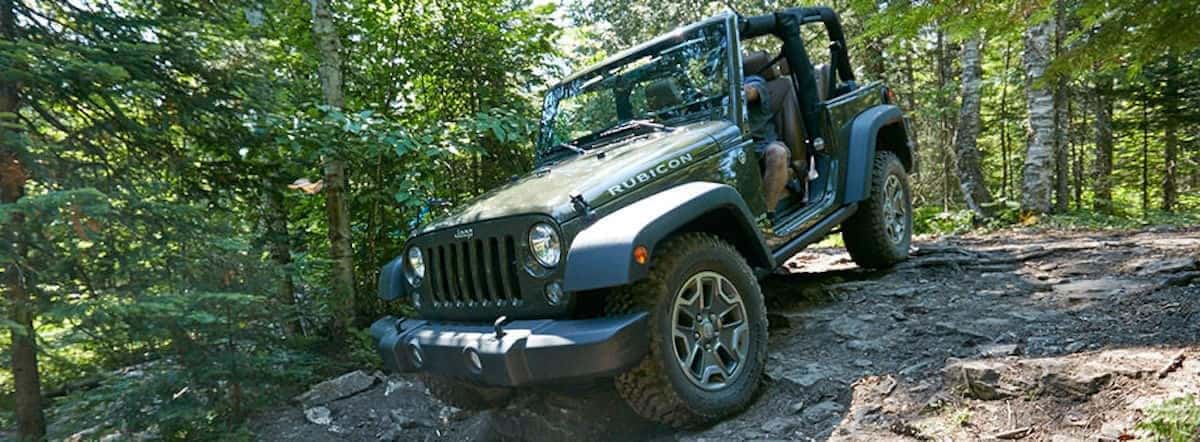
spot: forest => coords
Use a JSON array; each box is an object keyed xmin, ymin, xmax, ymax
[{"xmin": 1, "ymin": 0, "xmax": 1198, "ymax": 440}]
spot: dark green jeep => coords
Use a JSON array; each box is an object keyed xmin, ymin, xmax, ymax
[{"xmin": 371, "ymin": 7, "xmax": 916, "ymax": 427}]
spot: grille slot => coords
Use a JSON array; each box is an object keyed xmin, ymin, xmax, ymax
[{"xmin": 426, "ymin": 234, "xmax": 521, "ymax": 307}]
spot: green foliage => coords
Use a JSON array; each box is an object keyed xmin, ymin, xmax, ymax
[
  {"xmin": 1044, "ymin": 210, "xmax": 1200, "ymax": 230},
  {"xmin": 1136, "ymin": 395, "xmax": 1200, "ymax": 442},
  {"xmin": 2, "ymin": 0, "xmax": 559, "ymax": 438},
  {"xmin": 913, "ymin": 206, "xmax": 975, "ymax": 236},
  {"xmin": 55, "ymin": 292, "xmax": 320, "ymax": 439}
]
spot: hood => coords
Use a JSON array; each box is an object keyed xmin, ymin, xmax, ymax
[{"xmin": 415, "ymin": 120, "xmax": 733, "ymax": 235}]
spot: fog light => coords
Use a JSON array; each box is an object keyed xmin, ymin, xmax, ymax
[
  {"xmin": 545, "ymin": 281, "xmax": 565, "ymax": 305},
  {"xmin": 465, "ymin": 348, "xmax": 482, "ymax": 374}
]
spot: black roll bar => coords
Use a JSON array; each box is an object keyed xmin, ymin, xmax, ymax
[{"xmin": 738, "ymin": 6, "xmax": 856, "ymax": 145}]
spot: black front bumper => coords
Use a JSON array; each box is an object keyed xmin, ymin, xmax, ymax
[{"xmin": 369, "ymin": 313, "xmax": 649, "ymax": 387}]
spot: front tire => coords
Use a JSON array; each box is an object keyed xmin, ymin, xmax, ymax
[
  {"xmin": 607, "ymin": 233, "xmax": 768, "ymax": 428},
  {"xmin": 843, "ymin": 150, "xmax": 912, "ymax": 269}
]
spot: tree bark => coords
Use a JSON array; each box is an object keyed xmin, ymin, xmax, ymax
[
  {"xmin": 310, "ymin": 0, "xmax": 356, "ymax": 332},
  {"xmin": 1162, "ymin": 55, "xmax": 1179, "ymax": 212},
  {"xmin": 1071, "ymin": 88, "xmax": 1084, "ymax": 209},
  {"xmin": 1021, "ymin": 20, "xmax": 1057, "ymax": 214},
  {"xmin": 935, "ymin": 31, "xmax": 958, "ymax": 209},
  {"xmin": 1, "ymin": 0, "xmax": 47, "ymax": 438},
  {"xmin": 1092, "ymin": 76, "xmax": 1114, "ymax": 213},
  {"xmin": 262, "ymin": 179, "xmax": 299, "ymax": 336},
  {"xmin": 952, "ymin": 38, "xmax": 993, "ymax": 220},
  {"xmin": 1000, "ymin": 42, "xmax": 1012, "ymax": 200},
  {"xmin": 1052, "ymin": 0, "xmax": 1070, "ymax": 213},
  {"xmin": 864, "ymin": 38, "xmax": 886, "ymax": 81},
  {"xmin": 1141, "ymin": 88, "xmax": 1150, "ymax": 213}
]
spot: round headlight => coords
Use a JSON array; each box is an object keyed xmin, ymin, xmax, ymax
[
  {"xmin": 405, "ymin": 246, "xmax": 425, "ymax": 286},
  {"xmin": 528, "ymin": 223, "xmax": 561, "ymax": 268}
]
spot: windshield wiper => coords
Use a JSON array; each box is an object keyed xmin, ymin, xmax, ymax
[
  {"xmin": 553, "ymin": 142, "xmax": 586, "ymax": 155},
  {"xmin": 599, "ymin": 119, "xmax": 674, "ymax": 138}
]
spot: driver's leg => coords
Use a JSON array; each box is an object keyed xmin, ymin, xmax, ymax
[{"xmin": 762, "ymin": 141, "xmax": 789, "ymax": 215}]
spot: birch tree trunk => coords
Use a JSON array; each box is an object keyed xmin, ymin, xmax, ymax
[
  {"xmin": 952, "ymin": 38, "xmax": 993, "ymax": 220},
  {"xmin": 1092, "ymin": 76, "xmax": 1114, "ymax": 213},
  {"xmin": 1, "ymin": 0, "xmax": 47, "ymax": 438},
  {"xmin": 310, "ymin": 0, "xmax": 356, "ymax": 332},
  {"xmin": 1020, "ymin": 20, "xmax": 1057, "ymax": 214}
]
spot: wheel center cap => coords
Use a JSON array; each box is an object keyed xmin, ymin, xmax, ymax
[{"xmin": 699, "ymin": 319, "xmax": 716, "ymax": 340}]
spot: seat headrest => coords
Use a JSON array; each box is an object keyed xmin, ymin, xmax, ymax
[
  {"xmin": 644, "ymin": 78, "xmax": 682, "ymax": 110},
  {"xmin": 742, "ymin": 50, "xmax": 781, "ymax": 80}
]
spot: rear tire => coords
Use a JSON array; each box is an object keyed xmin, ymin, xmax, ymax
[
  {"xmin": 842, "ymin": 150, "xmax": 912, "ymax": 269},
  {"xmin": 420, "ymin": 374, "xmax": 512, "ymax": 410},
  {"xmin": 607, "ymin": 233, "xmax": 768, "ymax": 428}
]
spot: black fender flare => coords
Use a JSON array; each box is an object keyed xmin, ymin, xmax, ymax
[
  {"xmin": 561, "ymin": 182, "xmax": 772, "ymax": 292},
  {"xmin": 844, "ymin": 104, "xmax": 908, "ymax": 202}
]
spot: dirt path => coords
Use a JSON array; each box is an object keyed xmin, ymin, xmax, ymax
[{"xmin": 252, "ymin": 227, "xmax": 1200, "ymax": 441}]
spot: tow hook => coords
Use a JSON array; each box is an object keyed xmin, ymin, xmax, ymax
[{"xmin": 493, "ymin": 316, "xmax": 508, "ymax": 339}]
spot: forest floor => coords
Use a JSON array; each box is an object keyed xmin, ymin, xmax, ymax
[{"xmin": 250, "ymin": 226, "xmax": 1200, "ymax": 441}]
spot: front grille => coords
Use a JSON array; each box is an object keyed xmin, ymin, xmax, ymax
[{"xmin": 424, "ymin": 235, "xmax": 523, "ymax": 307}]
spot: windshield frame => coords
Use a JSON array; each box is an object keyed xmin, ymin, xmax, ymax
[{"xmin": 535, "ymin": 14, "xmax": 741, "ymax": 160}]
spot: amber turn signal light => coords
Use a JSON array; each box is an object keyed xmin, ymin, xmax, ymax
[{"xmin": 633, "ymin": 245, "xmax": 648, "ymax": 265}]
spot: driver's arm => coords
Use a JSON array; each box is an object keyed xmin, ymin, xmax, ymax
[
  {"xmin": 743, "ymin": 84, "xmax": 760, "ymax": 102},
  {"xmin": 743, "ymin": 75, "xmax": 769, "ymax": 107}
]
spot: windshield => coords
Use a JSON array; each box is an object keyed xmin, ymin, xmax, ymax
[{"xmin": 536, "ymin": 19, "xmax": 733, "ymax": 156}]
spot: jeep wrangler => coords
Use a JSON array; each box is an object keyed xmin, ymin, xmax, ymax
[{"xmin": 371, "ymin": 7, "xmax": 917, "ymax": 428}]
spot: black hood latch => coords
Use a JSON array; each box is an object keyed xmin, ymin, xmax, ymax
[{"xmin": 570, "ymin": 193, "xmax": 595, "ymax": 221}]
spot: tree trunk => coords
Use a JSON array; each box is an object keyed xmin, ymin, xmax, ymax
[
  {"xmin": 1052, "ymin": 0, "xmax": 1070, "ymax": 213},
  {"xmin": 1162, "ymin": 55, "xmax": 1179, "ymax": 212},
  {"xmin": 1071, "ymin": 88, "xmax": 1084, "ymax": 209},
  {"xmin": 952, "ymin": 38, "xmax": 993, "ymax": 220},
  {"xmin": 1092, "ymin": 76, "xmax": 1114, "ymax": 213},
  {"xmin": 1, "ymin": 0, "xmax": 47, "ymax": 438},
  {"xmin": 864, "ymin": 38, "xmax": 886, "ymax": 81},
  {"xmin": 935, "ymin": 31, "xmax": 958, "ymax": 209},
  {"xmin": 310, "ymin": 0, "xmax": 356, "ymax": 332},
  {"xmin": 1021, "ymin": 20, "xmax": 1057, "ymax": 214},
  {"xmin": 1141, "ymin": 88, "xmax": 1150, "ymax": 213},
  {"xmin": 1000, "ymin": 42, "xmax": 1012, "ymax": 200},
  {"xmin": 262, "ymin": 179, "xmax": 299, "ymax": 336}
]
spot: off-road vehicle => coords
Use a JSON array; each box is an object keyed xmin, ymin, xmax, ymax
[{"xmin": 371, "ymin": 6, "xmax": 917, "ymax": 427}]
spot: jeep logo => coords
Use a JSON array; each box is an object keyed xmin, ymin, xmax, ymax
[
  {"xmin": 607, "ymin": 152, "xmax": 695, "ymax": 197},
  {"xmin": 454, "ymin": 228, "xmax": 474, "ymax": 239}
]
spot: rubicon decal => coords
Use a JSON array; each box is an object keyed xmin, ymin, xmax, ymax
[{"xmin": 607, "ymin": 152, "xmax": 695, "ymax": 197}]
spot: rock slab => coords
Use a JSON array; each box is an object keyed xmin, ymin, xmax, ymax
[{"xmin": 294, "ymin": 370, "xmax": 378, "ymax": 407}]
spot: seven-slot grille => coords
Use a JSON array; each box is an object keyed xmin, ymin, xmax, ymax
[{"xmin": 424, "ymin": 235, "xmax": 523, "ymax": 307}]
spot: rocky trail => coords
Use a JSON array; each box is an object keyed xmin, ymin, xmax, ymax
[{"xmin": 251, "ymin": 227, "xmax": 1200, "ymax": 441}]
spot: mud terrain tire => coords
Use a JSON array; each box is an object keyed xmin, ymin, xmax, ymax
[
  {"xmin": 420, "ymin": 374, "xmax": 512, "ymax": 410},
  {"xmin": 843, "ymin": 150, "xmax": 912, "ymax": 269},
  {"xmin": 607, "ymin": 233, "xmax": 768, "ymax": 428}
]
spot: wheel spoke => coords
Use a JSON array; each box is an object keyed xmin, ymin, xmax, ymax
[
  {"xmin": 699, "ymin": 352, "xmax": 724, "ymax": 385},
  {"xmin": 718, "ymin": 322, "xmax": 749, "ymax": 360}
]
